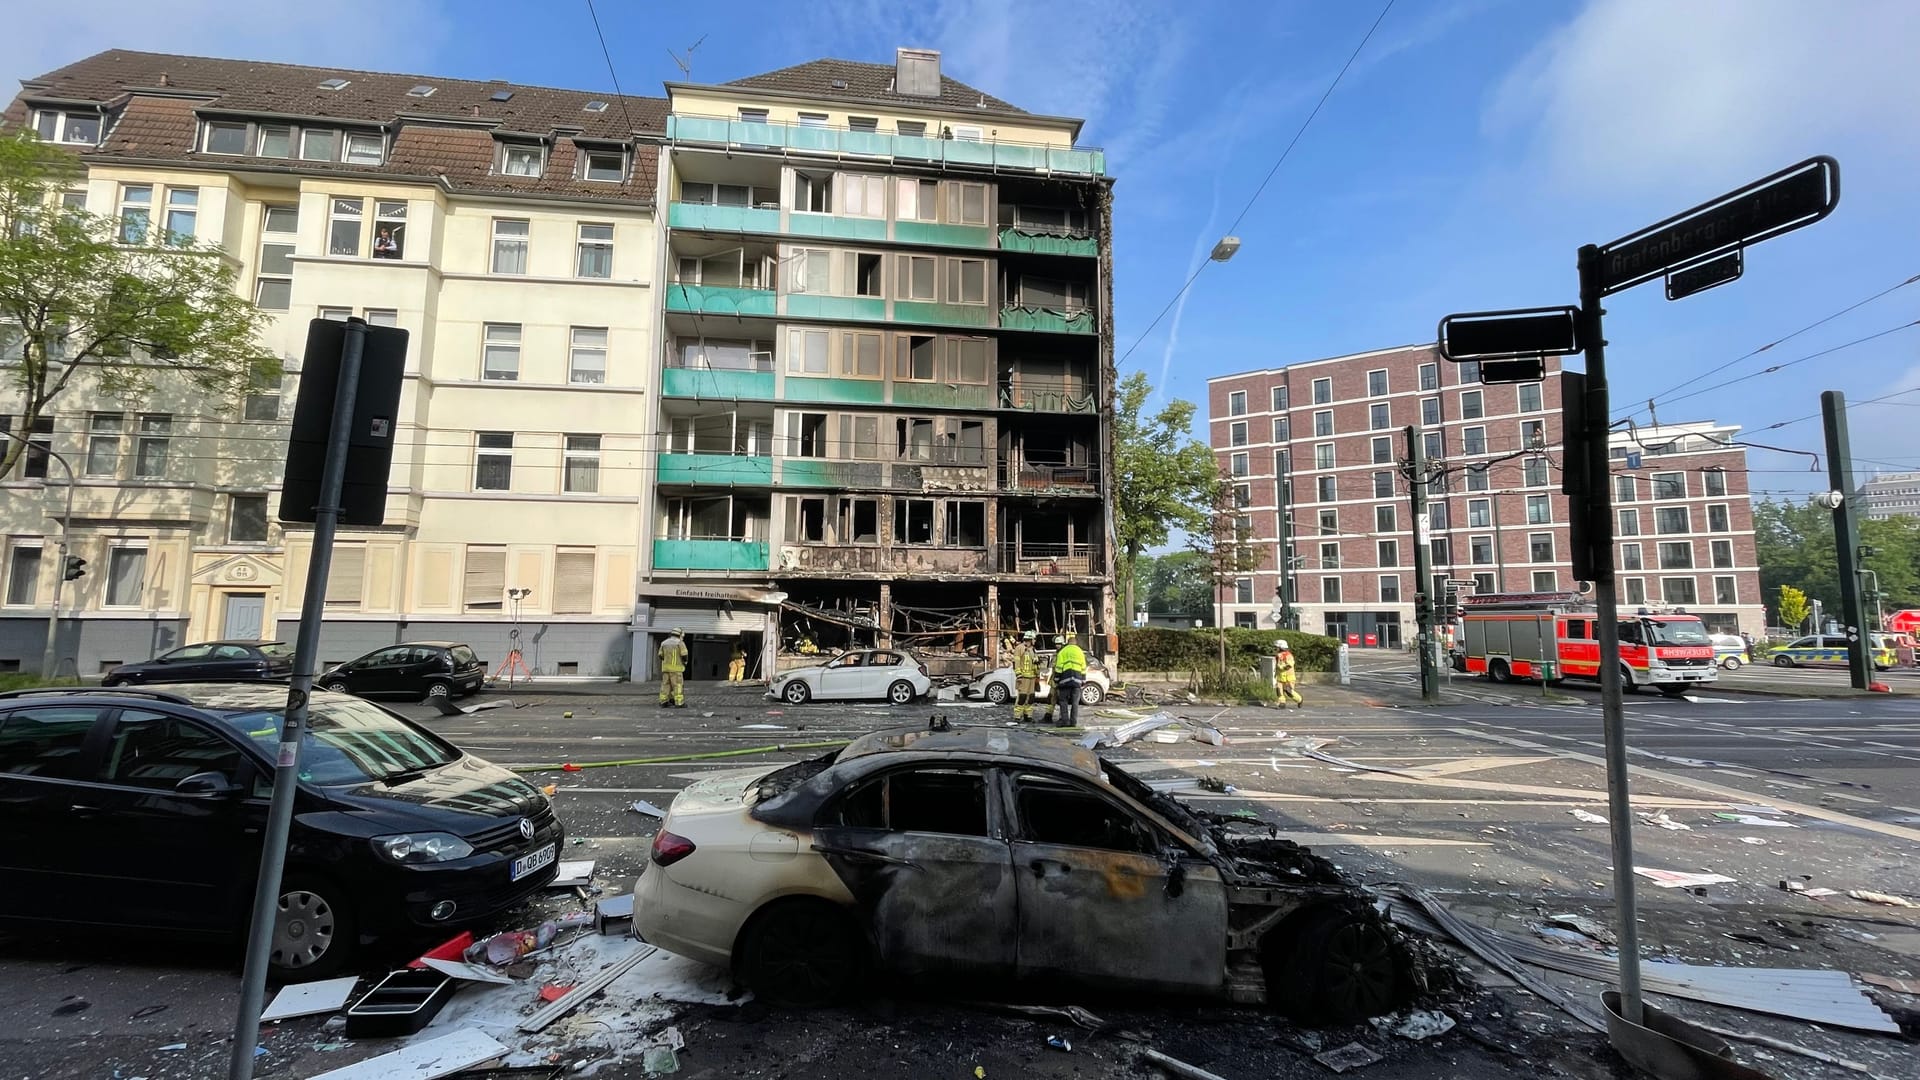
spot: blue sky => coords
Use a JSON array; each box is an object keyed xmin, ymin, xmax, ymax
[{"xmin": 6, "ymin": 0, "xmax": 1917, "ymax": 496}]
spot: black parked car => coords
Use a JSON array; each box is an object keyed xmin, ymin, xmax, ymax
[
  {"xmin": 322, "ymin": 642, "xmax": 486, "ymax": 700},
  {"xmin": 102, "ymin": 640, "xmax": 295, "ymax": 687},
  {"xmin": 0, "ymin": 684, "xmax": 562, "ymax": 977}
]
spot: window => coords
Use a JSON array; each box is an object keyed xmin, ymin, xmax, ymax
[
  {"xmin": 1372, "ymin": 471, "xmax": 1393, "ymax": 498},
  {"xmin": 371, "ymin": 200, "xmax": 405, "ymax": 259},
  {"xmin": 364, "ymin": 308, "xmax": 397, "ymax": 327},
  {"xmin": 501, "ymin": 143, "xmax": 543, "ymax": 176},
  {"xmin": 1658, "ymin": 541, "xmax": 1694, "ymax": 569},
  {"xmin": 118, "ymin": 184, "xmax": 152, "ymax": 244},
  {"xmin": 1230, "ymin": 422, "xmax": 1248, "ymax": 448},
  {"xmin": 492, "ymin": 219, "xmax": 529, "ymax": 274},
  {"xmin": 1371, "ymin": 436, "xmax": 1392, "ymax": 464},
  {"xmin": 1370, "ymin": 402, "xmax": 1390, "ymax": 430},
  {"xmin": 1321, "ymin": 577, "xmax": 1342, "ymax": 603},
  {"xmin": 1704, "ymin": 469, "xmax": 1728, "ymax": 497},
  {"xmin": 1428, "ymin": 502, "xmax": 1448, "ymax": 529},
  {"xmin": 1662, "ymin": 578, "xmax": 1698, "ymax": 605},
  {"xmin": 839, "ymin": 766, "xmax": 992, "ymax": 836},
  {"xmin": 482, "ymin": 323, "xmax": 521, "ymax": 380},
  {"xmin": 85, "ymin": 413, "xmax": 123, "ymax": 476},
  {"xmin": 1707, "ymin": 504, "xmax": 1730, "ymax": 532},
  {"xmin": 1273, "ymin": 417, "xmax": 1290, "ymax": 442},
  {"xmin": 1379, "ymin": 575, "xmax": 1401, "ymax": 603},
  {"xmin": 1232, "ymin": 483, "xmax": 1251, "ymax": 507},
  {"xmin": 551, "ymin": 549, "xmax": 595, "ymax": 614},
  {"xmin": 1312, "ymin": 378, "xmax": 1332, "ymax": 405},
  {"xmin": 1314, "ymin": 444, "xmax": 1334, "ymax": 469},
  {"xmin": 134, "ymin": 415, "xmax": 170, "ymax": 477},
  {"xmin": 256, "ymin": 126, "xmax": 291, "ymax": 157},
  {"xmin": 1618, "ymin": 509, "xmax": 1639, "ymax": 536},
  {"xmin": 1614, "ymin": 475, "xmax": 1636, "ymax": 503},
  {"xmin": 576, "ymin": 223, "xmax": 614, "ymax": 278},
  {"xmin": 0, "ymin": 705, "xmax": 103, "ymax": 778},
  {"xmin": 1367, "ymin": 369, "xmax": 1388, "ymax": 396},
  {"xmin": 582, "ymin": 149, "xmax": 625, "ymax": 182},
  {"xmin": 1424, "ymin": 431, "xmax": 1443, "ymax": 460},
  {"xmin": 895, "ymin": 119, "xmax": 927, "ymax": 137},
  {"xmin": 851, "ymin": 252, "xmax": 884, "ymax": 297},
  {"xmin": 739, "ymin": 107, "xmax": 770, "ymax": 124},
  {"xmin": 946, "ymin": 258, "xmax": 987, "ymax": 304},
  {"xmin": 1419, "ymin": 363, "xmax": 1438, "ymax": 391},
  {"xmin": 1524, "ymin": 457, "xmax": 1549, "ymax": 486},
  {"xmin": 1652, "ymin": 471, "xmax": 1685, "ymax": 499},
  {"xmin": 786, "ymin": 247, "xmax": 832, "ymax": 294},
  {"xmin": 832, "ymin": 331, "xmax": 882, "ymax": 379},
  {"xmin": 1319, "ymin": 542, "xmax": 1340, "ymax": 568},
  {"xmin": 318, "ymin": 306, "xmax": 351, "ymax": 322},
  {"xmin": 1466, "ymin": 464, "xmax": 1489, "ymax": 491},
  {"xmin": 794, "ymin": 171, "xmax": 833, "ymax": 213},
  {"xmin": 796, "ymin": 112, "xmax": 829, "ymax": 129},
  {"xmin": 1711, "ymin": 539, "xmax": 1733, "ymax": 568},
  {"xmin": 1532, "ymin": 570, "xmax": 1558, "ymax": 591},
  {"xmin": 894, "ymin": 498, "xmax": 935, "ymax": 545},
  {"xmin": 1528, "ymin": 531, "xmax": 1555, "ymax": 564},
  {"xmin": 1376, "ymin": 539, "xmax": 1399, "ymax": 568},
  {"xmin": 1234, "ymin": 578, "xmax": 1254, "ymax": 605},
  {"xmin": 343, "ymin": 132, "xmax": 383, "ymax": 165},
  {"xmin": 300, "ymin": 128, "xmax": 335, "ymax": 161},
  {"xmin": 475, "ymin": 432, "xmax": 512, "ymax": 490},
  {"xmin": 1316, "ymin": 476, "xmax": 1336, "ymax": 502},
  {"xmin": 1460, "ymin": 390, "xmax": 1483, "ymax": 419},
  {"xmin": 1470, "ymin": 535, "xmax": 1493, "ymax": 565},
  {"xmin": 1467, "ymin": 499, "xmax": 1491, "ymax": 528},
  {"xmin": 1622, "ymin": 542, "xmax": 1643, "ymax": 570},
  {"xmin": 105, "ymin": 546, "xmax": 146, "ymax": 607},
  {"xmin": 896, "ymin": 177, "xmax": 938, "ymax": 221},
  {"xmin": 792, "ymin": 412, "xmax": 829, "ymax": 458},
  {"xmin": 1525, "ymin": 494, "xmax": 1550, "ymax": 524},
  {"xmin": 1231, "ymin": 452, "xmax": 1250, "ymax": 477},
  {"xmin": 1473, "ymin": 571, "xmax": 1496, "ymax": 592},
  {"xmin": 788, "ymin": 328, "xmax": 830, "ymax": 375},
  {"xmin": 1314, "ymin": 411, "xmax": 1333, "ymax": 437},
  {"xmin": 1459, "ymin": 361, "xmax": 1481, "ymax": 384},
  {"xmin": 947, "ymin": 182, "xmax": 988, "ymax": 225},
  {"xmin": 840, "ymin": 174, "xmax": 886, "ymax": 217},
  {"xmin": 1272, "ymin": 386, "xmax": 1289, "ymax": 411},
  {"xmin": 5, "ymin": 545, "xmax": 40, "ymax": 606},
  {"xmin": 1228, "ymin": 390, "xmax": 1247, "ymax": 416},
  {"xmin": 1421, "ymin": 397, "xmax": 1440, "ymax": 426},
  {"xmin": 163, "ymin": 188, "xmax": 197, "ymax": 244},
  {"xmin": 564, "ymin": 435, "xmax": 600, "ymax": 493},
  {"xmin": 896, "ymin": 255, "xmax": 936, "ymax": 301},
  {"xmin": 1521, "ymin": 420, "xmax": 1546, "ymax": 448},
  {"xmin": 244, "ymin": 376, "xmax": 281, "ymax": 421},
  {"xmin": 569, "ymin": 327, "xmax": 608, "ymax": 384},
  {"xmin": 34, "ymin": 109, "xmax": 100, "ymax": 145},
  {"xmin": 1655, "ymin": 506, "xmax": 1690, "ymax": 534},
  {"xmin": 325, "ymin": 196, "xmax": 363, "ymax": 256},
  {"xmin": 228, "ymin": 495, "xmax": 268, "ymax": 543},
  {"xmin": 254, "ymin": 205, "xmax": 297, "ymax": 310},
  {"xmin": 847, "ymin": 116, "xmax": 879, "ymax": 133},
  {"xmin": 98, "ymin": 711, "xmax": 245, "ymax": 791},
  {"xmin": 1714, "ymin": 576, "xmax": 1738, "ymax": 605},
  {"xmin": 1625, "ymin": 578, "xmax": 1647, "ymax": 605},
  {"xmin": 1463, "ymin": 426, "xmax": 1486, "ymax": 455},
  {"xmin": 1518, "ymin": 383, "xmax": 1543, "ymax": 411},
  {"xmin": 60, "ymin": 190, "xmax": 86, "ymax": 212},
  {"xmin": 464, "ymin": 547, "xmax": 506, "ymax": 610}
]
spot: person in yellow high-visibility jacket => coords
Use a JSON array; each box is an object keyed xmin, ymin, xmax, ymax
[
  {"xmin": 1274, "ymin": 641, "xmax": 1303, "ymax": 708},
  {"xmin": 727, "ymin": 640, "xmax": 747, "ymax": 683},
  {"xmin": 1011, "ymin": 630, "xmax": 1039, "ymax": 721},
  {"xmin": 658, "ymin": 628, "xmax": 689, "ymax": 707},
  {"xmin": 1041, "ymin": 635, "xmax": 1088, "ymax": 726}
]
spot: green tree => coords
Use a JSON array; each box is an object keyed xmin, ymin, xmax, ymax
[
  {"xmin": 1754, "ymin": 498, "xmax": 1920, "ymax": 624},
  {"xmin": 0, "ymin": 133, "xmax": 274, "ymax": 477},
  {"xmin": 1776, "ymin": 585, "xmax": 1810, "ymax": 632},
  {"xmin": 1143, "ymin": 550, "xmax": 1213, "ymax": 619},
  {"xmin": 1112, "ymin": 370, "xmax": 1220, "ymax": 621},
  {"xmin": 1189, "ymin": 478, "xmax": 1268, "ymax": 670}
]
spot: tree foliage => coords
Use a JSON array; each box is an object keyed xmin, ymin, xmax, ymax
[
  {"xmin": 1134, "ymin": 550, "xmax": 1213, "ymax": 619},
  {"xmin": 1776, "ymin": 585, "xmax": 1810, "ymax": 632},
  {"xmin": 1188, "ymin": 479, "xmax": 1269, "ymax": 668},
  {"xmin": 1752, "ymin": 498, "xmax": 1920, "ymax": 625},
  {"xmin": 0, "ymin": 133, "xmax": 275, "ymax": 475},
  {"xmin": 1112, "ymin": 370, "xmax": 1220, "ymax": 620}
]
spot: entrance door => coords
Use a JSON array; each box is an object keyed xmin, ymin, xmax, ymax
[{"xmin": 224, "ymin": 593, "xmax": 266, "ymax": 641}]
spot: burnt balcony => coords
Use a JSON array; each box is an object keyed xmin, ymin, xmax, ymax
[
  {"xmin": 997, "ymin": 541, "xmax": 1103, "ymax": 577},
  {"xmin": 998, "ymin": 454, "xmax": 1100, "ymax": 494},
  {"xmin": 999, "ymin": 376, "xmax": 1096, "ymax": 414}
]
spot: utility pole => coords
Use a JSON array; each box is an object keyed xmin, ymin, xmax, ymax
[
  {"xmin": 1821, "ymin": 391, "xmax": 1873, "ymax": 689},
  {"xmin": 1276, "ymin": 472, "xmax": 1296, "ymax": 630},
  {"xmin": 1406, "ymin": 424, "xmax": 1439, "ymax": 700},
  {"xmin": 0, "ymin": 430, "xmax": 77, "ymax": 680}
]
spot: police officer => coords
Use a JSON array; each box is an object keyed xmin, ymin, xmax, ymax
[
  {"xmin": 1010, "ymin": 630, "xmax": 1039, "ymax": 721},
  {"xmin": 1043, "ymin": 634, "xmax": 1088, "ymax": 726},
  {"xmin": 1274, "ymin": 640, "xmax": 1303, "ymax": 708},
  {"xmin": 658, "ymin": 628, "xmax": 689, "ymax": 707}
]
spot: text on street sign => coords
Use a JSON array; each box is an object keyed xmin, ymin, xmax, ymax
[
  {"xmin": 1665, "ymin": 249, "xmax": 1744, "ymax": 301},
  {"xmin": 1599, "ymin": 155, "xmax": 1837, "ymax": 296}
]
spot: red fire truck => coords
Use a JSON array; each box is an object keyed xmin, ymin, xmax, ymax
[{"xmin": 1452, "ymin": 591, "xmax": 1718, "ymax": 697}]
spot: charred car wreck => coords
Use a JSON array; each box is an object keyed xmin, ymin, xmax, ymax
[{"xmin": 633, "ymin": 724, "xmax": 1427, "ymax": 1024}]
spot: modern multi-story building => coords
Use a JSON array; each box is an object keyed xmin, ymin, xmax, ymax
[
  {"xmin": 639, "ymin": 49, "xmax": 1115, "ymax": 679},
  {"xmin": 1207, "ymin": 345, "xmax": 1764, "ymax": 641},
  {"xmin": 2, "ymin": 50, "xmax": 665, "ymax": 676},
  {"xmin": 1859, "ymin": 471, "xmax": 1920, "ymax": 521}
]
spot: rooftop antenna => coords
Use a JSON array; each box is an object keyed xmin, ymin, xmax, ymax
[{"xmin": 668, "ymin": 34, "xmax": 708, "ymax": 78}]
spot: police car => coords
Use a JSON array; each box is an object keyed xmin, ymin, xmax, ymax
[{"xmin": 1769, "ymin": 634, "xmax": 1897, "ymax": 671}]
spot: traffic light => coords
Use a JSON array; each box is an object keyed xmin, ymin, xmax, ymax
[
  {"xmin": 63, "ymin": 556, "xmax": 86, "ymax": 581},
  {"xmin": 1858, "ymin": 545, "xmax": 1879, "ymax": 560}
]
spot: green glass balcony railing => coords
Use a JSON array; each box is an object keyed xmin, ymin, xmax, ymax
[
  {"xmin": 652, "ymin": 538, "xmax": 769, "ymax": 572},
  {"xmin": 657, "ymin": 453, "xmax": 773, "ymax": 486},
  {"xmin": 667, "ymin": 115, "xmax": 1107, "ymax": 178},
  {"xmin": 665, "ymin": 284, "xmax": 775, "ymax": 318}
]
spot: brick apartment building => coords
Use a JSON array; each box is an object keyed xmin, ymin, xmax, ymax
[{"xmin": 1206, "ymin": 344, "xmax": 1765, "ymax": 643}]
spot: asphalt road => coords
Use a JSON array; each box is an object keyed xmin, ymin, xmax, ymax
[{"xmin": 2, "ymin": 676, "xmax": 1915, "ymax": 1080}]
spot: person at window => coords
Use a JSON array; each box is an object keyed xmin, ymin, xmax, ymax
[
  {"xmin": 373, "ymin": 228, "xmax": 399, "ymax": 258},
  {"xmin": 1040, "ymin": 635, "xmax": 1086, "ymax": 726},
  {"xmin": 728, "ymin": 639, "xmax": 747, "ymax": 683},
  {"xmin": 1274, "ymin": 641, "xmax": 1303, "ymax": 709},
  {"xmin": 1010, "ymin": 630, "xmax": 1039, "ymax": 722},
  {"xmin": 657, "ymin": 628, "xmax": 688, "ymax": 708}
]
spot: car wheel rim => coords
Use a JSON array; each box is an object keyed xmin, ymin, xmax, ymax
[
  {"xmin": 429, "ymin": 683, "xmax": 449, "ymax": 697},
  {"xmin": 987, "ymin": 685, "xmax": 1007, "ymax": 704},
  {"xmin": 1318, "ymin": 922, "xmax": 1396, "ymax": 1017},
  {"xmin": 760, "ymin": 909, "xmax": 853, "ymax": 1000},
  {"xmin": 326, "ymin": 682, "xmax": 348, "ymax": 692},
  {"xmin": 890, "ymin": 683, "xmax": 911, "ymax": 704},
  {"xmin": 271, "ymin": 889, "xmax": 336, "ymax": 970},
  {"xmin": 786, "ymin": 684, "xmax": 807, "ymax": 703}
]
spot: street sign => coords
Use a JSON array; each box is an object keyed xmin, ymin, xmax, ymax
[
  {"xmin": 1666, "ymin": 249, "xmax": 1744, "ymax": 301},
  {"xmin": 1480, "ymin": 357, "xmax": 1545, "ymax": 383},
  {"xmin": 1445, "ymin": 579, "xmax": 1476, "ymax": 588},
  {"xmin": 1599, "ymin": 155, "xmax": 1838, "ymax": 296},
  {"xmin": 1437, "ymin": 306, "xmax": 1581, "ymax": 362}
]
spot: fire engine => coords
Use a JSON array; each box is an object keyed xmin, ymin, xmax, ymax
[{"xmin": 1452, "ymin": 591, "xmax": 1718, "ymax": 697}]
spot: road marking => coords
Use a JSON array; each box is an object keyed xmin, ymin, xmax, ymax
[
  {"xmin": 549, "ymin": 787, "xmax": 683, "ymax": 794},
  {"xmin": 1401, "ymin": 756, "xmax": 1555, "ymax": 778}
]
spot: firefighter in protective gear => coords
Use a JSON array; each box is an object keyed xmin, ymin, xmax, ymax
[
  {"xmin": 1011, "ymin": 630, "xmax": 1040, "ymax": 721},
  {"xmin": 1274, "ymin": 640, "xmax": 1303, "ymax": 708},
  {"xmin": 727, "ymin": 640, "xmax": 747, "ymax": 683},
  {"xmin": 1042, "ymin": 635, "xmax": 1088, "ymax": 726},
  {"xmin": 658, "ymin": 628, "xmax": 689, "ymax": 707}
]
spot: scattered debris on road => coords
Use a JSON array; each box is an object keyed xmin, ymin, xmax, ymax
[
  {"xmin": 1312, "ymin": 1041, "xmax": 1384, "ymax": 1072},
  {"xmin": 1635, "ymin": 867, "xmax": 1736, "ymax": 889},
  {"xmin": 1848, "ymin": 889, "xmax": 1918, "ymax": 908},
  {"xmin": 260, "ymin": 976, "xmax": 358, "ymax": 1021}
]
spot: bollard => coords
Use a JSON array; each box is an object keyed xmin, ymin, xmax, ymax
[{"xmin": 1337, "ymin": 642, "xmax": 1352, "ymax": 686}]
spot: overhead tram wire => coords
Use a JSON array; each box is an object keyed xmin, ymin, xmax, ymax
[
  {"xmin": 1611, "ymin": 320, "xmax": 1920, "ymax": 420},
  {"xmin": 583, "ymin": 0, "xmax": 640, "ymax": 136},
  {"xmin": 1115, "ymin": 0, "xmax": 1398, "ymax": 370}
]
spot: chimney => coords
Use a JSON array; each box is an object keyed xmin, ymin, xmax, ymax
[
  {"xmin": 896, "ymin": 47, "xmax": 941, "ymax": 99},
  {"xmin": 158, "ymin": 72, "xmax": 170, "ymax": 87}
]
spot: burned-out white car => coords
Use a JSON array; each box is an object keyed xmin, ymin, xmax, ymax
[
  {"xmin": 964, "ymin": 654, "xmax": 1110, "ymax": 706},
  {"xmin": 632, "ymin": 724, "xmax": 1415, "ymax": 1022}
]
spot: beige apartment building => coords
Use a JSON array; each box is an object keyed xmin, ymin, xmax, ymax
[{"xmin": 1, "ymin": 51, "xmax": 664, "ymax": 676}]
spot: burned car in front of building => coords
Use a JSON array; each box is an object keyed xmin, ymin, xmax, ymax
[{"xmin": 632, "ymin": 725, "xmax": 1418, "ymax": 1023}]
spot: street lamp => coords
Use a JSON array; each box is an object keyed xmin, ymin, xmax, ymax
[
  {"xmin": 0, "ymin": 429, "xmax": 76, "ymax": 679},
  {"xmin": 1209, "ymin": 236, "xmax": 1241, "ymax": 262}
]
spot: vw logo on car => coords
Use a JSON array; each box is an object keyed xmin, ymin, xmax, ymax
[{"xmin": 518, "ymin": 818, "xmax": 536, "ymax": 840}]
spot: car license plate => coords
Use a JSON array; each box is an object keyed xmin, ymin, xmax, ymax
[{"xmin": 510, "ymin": 843, "xmax": 556, "ymax": 881}]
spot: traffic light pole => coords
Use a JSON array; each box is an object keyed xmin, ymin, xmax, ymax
[
  {"xmin": 229, "ymin": 321, "xmax": 366, "ymax": 1080},
  {"xmin": 1821, "ymin": 391, "xmax": 1873, "ymax": 690},
  {"xmin": 1575, "ymin": 244, "xmax": 1645, "ymax": 1026},
  {"xmin": 1406, "ymin": 424, "xmax": 1439, "ymax": 701},
  {"xmin": 1277, "ymin": 469, "xmax": 1296, "ymax": 630}
]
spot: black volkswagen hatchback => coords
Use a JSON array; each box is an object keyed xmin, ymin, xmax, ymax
[
  {"xmin": 322, "ymin": 642, "xmax": 487, "ymax": 700},
  {"xmin": 0, "ymin": 684, "xmax": 562, "ymax": 977}
]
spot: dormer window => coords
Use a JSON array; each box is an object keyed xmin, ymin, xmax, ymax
[
  {"xmin": 33, "ymin": 109, "xmax": 100, "ymax": 146},
  {"xmin": 581, "ymin": 148, "xmax": 625, "ymax": 182},
  {"xmin": 203, "ymin": 121, "xmax": 248, "ymax": 155},
  {"xmin": 499, "ymin": 142, "xmax": 543, "ymax": 177},
  {"xmin": 342, "ymin": 132, "xmax": 384, "ymax": 165}
]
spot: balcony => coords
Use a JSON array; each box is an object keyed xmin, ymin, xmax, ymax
[
  {"xmin": 1000, "ymin": 378, "xmax": 1095, "ymax": 414},
  {"xmin": 668, "ymin": 202, "xmax": 782, "ymax": 234},
  {"xmin": 1001, "ymin": 305, "xmax": 1095, "ymax": 334},
  {"xmin": 657, "ymin": 453, "xmax": 773, "ymax": 487},
  {"xmin": 786, "ymin": 293, "xmax": 887, "ymax": 322},
  {"xmin": 665, "ymin": 283, "xmax": 775, "ymax": 318},
  {"xmin": 782, "ymin": 378, "xmax": 888, "ymax": 406},
  {"xmin": 998, "ymin": 226, "xmax": 1097, "ymax": 257},
  {"xmin": 652, "ymin": 538, "xmax": 770, "ymax": 572},
  {"xmin": 897, "ymin": 221, "xmax": 995, "ymax": 249},
  {"xmin": 666, "ymin": 115, "xmax": 1107, "ymax": 178},
  {"xmin": 662, "ymin": 365, "xmax": 775, "ymax": 400},
  {"xmin": 778, "ymin": 544, "xmax": 992, "ymax": 576},
  {"xmin": 785, "ymin": 212, "xmax": 888, "ymax": 243},
  {"xmin": 894, "ymin": 381, "xmax": 994, "ymax": 411},
  {"xmin": 998, "ymin": 541, "xmax": 1102, "ymax": 576},
  {"xmin": 1000, "ymin": 458, "xmax": 1100, "ymax": 494},
  {"xmin": 780, "ymin": 459, "xmax": 885, "ymax": 488},
  {"xmin": 894, "ymin": 300, "xmax": 995, "ymax": 330}
]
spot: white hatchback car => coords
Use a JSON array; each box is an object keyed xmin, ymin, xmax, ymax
[
  {"xmin": 965, "ymin": 655, "xmax": 1110, "ymax": 706},
  {"xmin": 768, "ymin": 649, "xmax": 933, "ymax": 705}
]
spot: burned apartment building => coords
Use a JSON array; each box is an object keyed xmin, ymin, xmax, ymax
[{"xmin": 637, "ymin": 49, "xmax": 1117, "ymax": 680}]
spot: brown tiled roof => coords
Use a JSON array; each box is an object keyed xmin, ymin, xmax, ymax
[{"xmin": 725, "ymin": 58, "xmax": 1025, "ymax": 115}]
